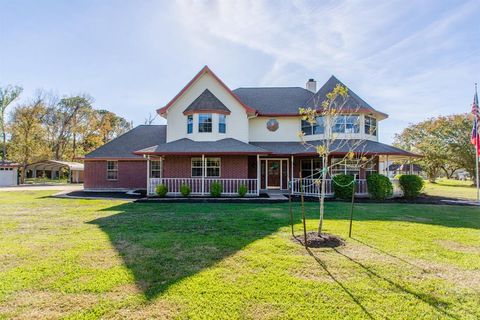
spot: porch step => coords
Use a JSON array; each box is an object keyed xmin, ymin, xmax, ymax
[{"xmin": 265, "ymin": 190, "xmax": 288, "ymax": 200}]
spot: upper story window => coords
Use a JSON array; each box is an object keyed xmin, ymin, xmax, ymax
[
  {"xmin": 332, "ymin": 115, "xmax": 360, "ymax": 134},
  {"xmin": 198, "ymin": 114, "xmax": 212, "ymax": 133},
  {"xmin": 106, "ymin": 161, "xmax": 118, "ymax": 181},
  {"xmin": 365, "ymin": 116, "xmax": 377, "ymax": 136},
  {"xmin": 219, "ymin": 114, "xmax": 226, "ymax": 134},
  {"xmin": 301, "ymin": 116, "xmax": 324, "ymax": 135},
  {"xmin": 187, "ymin": 115, "xmax": 193, "ymax": 134}
]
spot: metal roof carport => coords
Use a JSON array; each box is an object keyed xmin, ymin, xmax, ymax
[{"xmin": 26, "ymin": 160, "xmax": 84, "ymax": 183}]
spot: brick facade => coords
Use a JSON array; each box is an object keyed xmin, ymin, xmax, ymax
[
  {"xmin": 163, "ymin": 155, "xmax": 249, "ymax": 178},
  {"xmin": 84, "ymin": 160, "xmax": 147, "ymax": 190}
]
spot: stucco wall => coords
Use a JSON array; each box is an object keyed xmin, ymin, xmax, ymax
[
  {"xmin": 249, "ymin": 115, "xmax": 379, "ymax": 142},
  {"xmin": 164, "ymin": 72, "xmax": 249, "ymax": 143},
  {"xmin": 84, "ymin": 160, "xmax": 147, "ymax": 190}
]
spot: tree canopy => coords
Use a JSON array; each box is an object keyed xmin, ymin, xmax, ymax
[{"xmin": 393, "ymin": 114, "xmax": 476, "ymax": 182}]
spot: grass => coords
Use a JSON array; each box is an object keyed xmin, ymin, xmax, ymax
[
  {"xmin": 0, "ymin": 191, "xmax": 479, "ymax": 319},
  {"xmin": 424, "ymin": 178, "xmax": 478, "ymax": 200}
]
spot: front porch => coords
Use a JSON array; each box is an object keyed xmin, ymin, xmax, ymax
[{"xmin": 145, "ymin": 154, "xmax": 412, "ymax": 197}]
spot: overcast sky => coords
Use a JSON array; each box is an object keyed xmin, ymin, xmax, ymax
[{"xmin": 1, "ymin": 0, "xmax": 479, "ymax": 143}]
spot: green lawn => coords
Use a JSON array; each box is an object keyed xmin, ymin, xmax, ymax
[
  {"xmin": 424, "ymin": 178, "xmax": 478, "ymax": 200},
  {"xmin": 0, "ymin": 192, "xmax": 479, "ymax": 319}
]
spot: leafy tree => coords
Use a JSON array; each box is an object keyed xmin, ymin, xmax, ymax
[
  {"xmin": 393, "ymin": 114, "xmax": 475, "ymax": 182},
  {"xmin": 8, "ymin": 100, "xmax": 50, "ymax": 182},
  {"xmin": 0, "ymin": 85, "xmax": 23, "ymax": 161}
]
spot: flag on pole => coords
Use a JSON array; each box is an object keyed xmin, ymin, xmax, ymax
[{"xmin": 471, "ymin": 84, "xmax": 480, "ymax": 155}]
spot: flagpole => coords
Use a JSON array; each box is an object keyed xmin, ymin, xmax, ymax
[{"xmin": 476, "ymin": 149, "xmax": 479, "ymax": 203}]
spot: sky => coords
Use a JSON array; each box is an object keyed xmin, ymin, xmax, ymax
[{"xmin": 1, "ymin": 0, "xmax": 479, "ymax": 144}]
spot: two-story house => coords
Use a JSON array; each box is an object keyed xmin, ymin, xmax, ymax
[{"xmin": 83, "ymin": 66, "xmax": 417, "ymax": 196}]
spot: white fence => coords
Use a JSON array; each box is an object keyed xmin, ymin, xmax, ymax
[
  {"xmin": 291, "ymin": 178, "xmax": 369, "ymax": 197},
  {"xmin": 149, "ymin": 178, "xmax": 258, "ymax": 196}
]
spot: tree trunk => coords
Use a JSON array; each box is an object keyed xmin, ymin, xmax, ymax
[
  {"xmin": 317, "ymin": 156, "xmax": 327, "ymax": 236},
  {"xmin": 2, "ymin": 130, "xmax": 6, "ymax": 162}
]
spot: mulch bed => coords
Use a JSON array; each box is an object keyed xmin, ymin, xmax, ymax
[{"xmin": 293, "ymin": 232, "xmax": 345, "ymax": 248}]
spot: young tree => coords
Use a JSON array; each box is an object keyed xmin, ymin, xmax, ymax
[
  {"xmin": 0, "ymin": 85, "xmax": 23, "ymax": 161},
  {"xmin": 299, "ymin": 84, "xmax": 375, "ymax": 237}
]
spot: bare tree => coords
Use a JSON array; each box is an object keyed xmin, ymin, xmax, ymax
[
  {"xmin": 0, "ymin": 85, "xmax": 23, "ymax": 161},
  {"xmin": 299, "ymin": 84, "xmax": 376, "ymax": 237},
  {"xmin": 144, "ymin": 112, "xmax": 157, "ymax": 125}
]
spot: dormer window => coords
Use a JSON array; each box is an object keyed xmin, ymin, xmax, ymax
[
  {"xmin": 365, "ymin": 116, "xmax": 377, "ymax": 136},
  {"xmin": 219, "ymin": 114, "xmax": 226, "ymax": 133},
  {"xmin": 333, "ymin": 115, "xmax": 360, "ymax": 134},
  {"xmin": 187, "ymin": 115, "xmax": 193, "ymax": 134},
  {"xmin": 198, "ymin": 114, "xmax": 212, "ymax": 133},
  {"xmin": 301, "ymin": 116, "xmax": 324, "ymax": 135}
]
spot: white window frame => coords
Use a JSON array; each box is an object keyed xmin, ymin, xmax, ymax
[
  {"xmin": 332, "ymin": 115, "xmax": 360, "ymax": 134},
  {"xmin": 219, "ymin": 114, "xmax": 226, "ymax": 134},
  {"xmin": 300, "ymin": 158, "xmax": 322, "ymax": 178},
  {"xmin": 330, "ymin": 158, "xmax": 360, "ymax": 177},
  {"xmin": 301, "ymin": 116, "xmax": 324, "ymax": 136},
  {"xmin": 187, "ymin": 115, "xmax": 193, "ymax": 134},
  {"xmin": 149, "ymin": 159, "xmax": 162, "ymax": 178},
  {"xmin": 191, "ymin": 157, "xmax": 221, "ymax": 177},
  {"xmin": 198, "ymin": 113, "xmax": 213, "ymax": 133},
  {"xmin": 365, "ymin": 116, "xmax": 377, "ymax": 136},
  {"xmin": 106, "ymin": 161, "xmax": 118, "ymax": 181}
]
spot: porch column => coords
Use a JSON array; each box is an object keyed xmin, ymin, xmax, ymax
[
  {"xmin": 146, "ymin": 155, "xmax": 150, "ymax": 195},
  {"xmin": 409, "ymin": 157, "xmax": 413, "ymax": 174},
  {"xmin": 256, "ymin": 154, "xmax": 260, "ymax": 195},
  {"xmin": 291, "ymin": 155, "xmax": 294, "ymax": 185},
  {"xmin": 202, "ymin": 154, "xmax": 205, "ymax": 195},
  {"xmin": 386, "ymin": 155, "xmax": 389, "ymax": 177}
]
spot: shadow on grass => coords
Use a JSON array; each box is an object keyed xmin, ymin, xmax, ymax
[{"xmin": 88, "ymin": 202, "xmax": 290, "ymax": 300}]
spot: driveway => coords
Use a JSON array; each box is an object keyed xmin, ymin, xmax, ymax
[{"xmin": 0, "ymin": 184, "xmax": 83, "ymax": 192}]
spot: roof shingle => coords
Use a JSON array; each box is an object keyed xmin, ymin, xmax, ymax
[{"xmin": 183, "ymin": 89, "xmax": 231, "ymax": 114}]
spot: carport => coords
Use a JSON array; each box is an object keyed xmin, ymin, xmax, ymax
[{"xmin": 26, "ymin": 160, "xmax": 84, "ymax": 183}]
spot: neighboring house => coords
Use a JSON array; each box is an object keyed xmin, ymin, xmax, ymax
[
  {"xmin": 83, "ymin": 66, "xmax": 417, "ymax": 196},
  {"xmin": 0, "ymin": 161, "xmax": 19, "ymax": 187}
]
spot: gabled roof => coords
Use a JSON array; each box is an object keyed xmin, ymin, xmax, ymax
[
  {"xmin": 183, "ymin": 89, "xmax": 231, "ymax": 115},
  {"xmin": 250, "ymin": 140, "xmax": 420, "ymax": 157},
  {"xmin": 157, "ymin": 66, "xmax": 256, "ymax": 116},
  {"xmin": 84, "ymin": 125, "xmax": 167, "ymax": 159},
  {"xmin": 232, "ymin": 87, "xmax": 314, "ymax": 116},
  {"xmin": 304, "ymin": 76, "xmax": 388, "ymax": 119},
  {"xmin": 134, "ymin": 138, "xmax": 269, "ymax": 155}
]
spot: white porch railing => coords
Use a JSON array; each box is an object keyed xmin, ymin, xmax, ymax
[
  {"xmin": 291, "ymin": 178, "xmax": 369, "ymax": 197},
  {"xmin": 149, "ymin": 178, "xmax": 258, "ymax": 196}
]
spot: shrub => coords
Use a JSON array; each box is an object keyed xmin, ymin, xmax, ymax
[
  {"xmin": 332, "ymin": 174, "xmax": 355, "ymax": 200},
  {"xmin": 367, "ymin": 173, "xmax": 393, "ymax": 200},
  {"xmin": 155, "ymin": 184, "xmax": 168, "ymax": 197},
  {"xmin": 180, "ymin": 184, "xmax": 191, "ymax": 197},
  {"xmin": 210, "ymin": 182, "xmax": 222, "ymax": 197},
  {"xmin": 238, "ymin": 184, "xmax": 247, "ymax": 197},
  {"xmin": 398, "ymin": 175, "xmax": 424, "ymax": 198}
]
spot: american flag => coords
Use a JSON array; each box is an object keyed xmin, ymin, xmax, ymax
[{"xmin": 471, "ymin": 84, "xmax": 480, "ymax": 155}]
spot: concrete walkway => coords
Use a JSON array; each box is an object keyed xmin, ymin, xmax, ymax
[{"xmin": 0, "ymin": 184, "xmax": 83, "ymax": 192}]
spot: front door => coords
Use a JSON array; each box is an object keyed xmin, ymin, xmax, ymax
[{"xmin": 267, "ymin": 160, "xmax": 281, "ymax": 188}]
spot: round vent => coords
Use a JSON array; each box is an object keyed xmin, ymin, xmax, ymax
[{"xmin": 266, "ymin": 119, "xmax": 279, "ymax": 132}]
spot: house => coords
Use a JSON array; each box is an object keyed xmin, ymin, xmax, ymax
[{"xmin": 83, "ymin": 66, "xmax": 417, "ymax": 196}]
